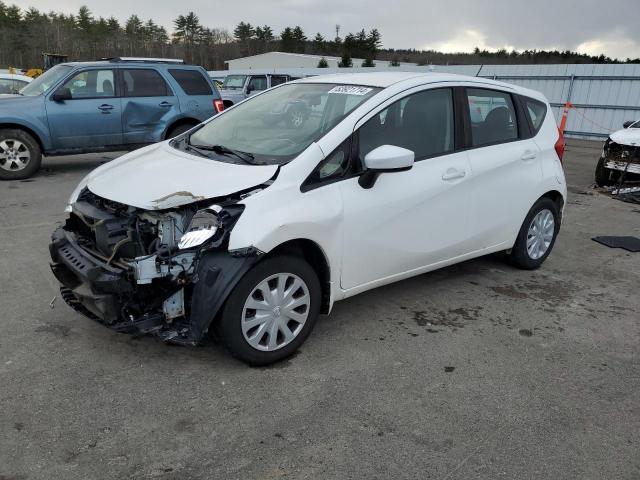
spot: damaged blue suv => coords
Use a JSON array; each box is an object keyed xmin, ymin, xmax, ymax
[{"xmin": 0, "ymin": 58, "xmax": 224, "ymax": 180}]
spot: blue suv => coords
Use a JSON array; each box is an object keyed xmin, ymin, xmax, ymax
[{"xmin": 0, "ymin": 58, "xmax": 224, "ymax": 180}]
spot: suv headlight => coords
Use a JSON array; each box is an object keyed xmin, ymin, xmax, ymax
[{"xmin": 177, "ymin": 206, "xmax": 221, "ymax": 250}]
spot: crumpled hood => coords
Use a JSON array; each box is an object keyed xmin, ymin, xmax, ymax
[
  {"xmin": 610, "ymin": 127, "xmax": 640, "ymax": 147},
  {"xmin": 86, "ymin": 141, "xmax": 278, "ymax": 210}
]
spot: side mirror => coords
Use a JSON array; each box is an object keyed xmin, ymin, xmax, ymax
[
  {"xmin": 623, "ymin": 120, "xmax": 635, "ymax": 129},
  {"xmin": 358, "ymin": 145, "xmax": 414, "ymax": 189},
  {"xmin": 245, "ymin": 85, "xmax": 253, "ymax": 95},
  {"xmin": 52, "ymin": 87, "xmax": 72, "ymax": 102}
]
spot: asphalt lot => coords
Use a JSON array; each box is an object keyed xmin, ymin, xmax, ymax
[{"xmin": 1, "ymin": 140, "xmax": 639, "ymax": 479}]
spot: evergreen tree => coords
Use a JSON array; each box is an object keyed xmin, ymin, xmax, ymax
[{"xmin": 317, "ymin": 56, "xmax": 328, "ymax": 67}]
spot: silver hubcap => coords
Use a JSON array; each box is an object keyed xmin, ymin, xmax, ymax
[
  {"xmin": 241, "ymin": 273, "xmax": 310, "ymax": 351},
  {"xmin": 0, "ymin": 139, "xmax": 31, "ymax": 172},
  {"xmin": 526, "ymin": 209, "xmax": 555, "ymax": 260}
]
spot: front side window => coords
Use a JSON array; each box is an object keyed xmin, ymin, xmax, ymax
[
  {"xmin": 61, "ymin": 69, "xmax": 115, "ymax": 99},
  {"xmin": 303, "ymin": 138, "xmax": 353, "ymax": 189},
  {"xmin": 186, "ymin": 83, "xmax": 380, "ymax": 165},
  {"xmin": 169, "ymin": 69, "xmax": 212, "ymax": 95},
  {"xmin": 467, "ymin": 88, "xmax": 518, "ymax": 147},
  {"xmin": 122, "ymin": 69, "xmax": 170, "ymax": 97},
  {"xmin": 248, "ymin": 75, "xmax": 268, "ymax": 92},
  {"xmin": 359, "ymin": 88, "xmax": 455, "ymax": 161}
]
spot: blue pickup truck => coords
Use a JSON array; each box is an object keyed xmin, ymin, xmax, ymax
[{"xmin": 0, "ymin": 58, "xmax": 224, "ymax": 180}]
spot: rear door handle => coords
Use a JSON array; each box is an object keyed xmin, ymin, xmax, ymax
[
  {"xmin": 521, "ymin": 151, "xmax": 537, "ymax": 161},
  {"xmin": 442, "ymin": 168, "xmax": 466, "ymax": 181},
  {"xmin": 159, "ymin": 101, "xmax": 173, "ymax": 108},
  {"xmin": 98, "ymin": 104, "xmax": 114, "ymax": 112}
]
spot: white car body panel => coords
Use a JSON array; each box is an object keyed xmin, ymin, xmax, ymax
[
  {"xmin": 77, "ymin": 72, "xmax": 567, "ymax": 312},
  {"xmin": 609, "ymin": 126, "xmax": 640, "ymax": 146},
  {"xmin": 85, "ymin": 142, "xmax": 278, "ymax": 210}
]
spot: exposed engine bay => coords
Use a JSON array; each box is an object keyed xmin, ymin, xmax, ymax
[
  {"xmin": 597, "ymin": 138, "xmax": 640, "ymax": 188},
  {"xmin": 49, "ymin": 186, "xmax": 267, "ymax": 344}
]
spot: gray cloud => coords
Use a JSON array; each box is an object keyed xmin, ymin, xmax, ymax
[{"xmin": 12, "ymin": 0, "xmax": 640, "ymax": 58}]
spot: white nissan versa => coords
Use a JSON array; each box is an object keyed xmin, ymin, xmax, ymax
[{"xmin": 49, "ymin": 72, "xmax": 567, "ymax": 365}]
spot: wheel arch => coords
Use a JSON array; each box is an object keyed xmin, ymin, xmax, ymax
[
  {"xmin": 263, "ymin": 238, "xmax": 332, "ymax": 314},
  {"xmin": 0, "ymin": 122, "xmax": 46, "ymax": 153},
  {"xmin": 539, "ymin": 190, "xmax": 565, "ymax": 220},
  {"xmin": 163, "ymin": 117, "xmax": 201, "ymax": 139}
]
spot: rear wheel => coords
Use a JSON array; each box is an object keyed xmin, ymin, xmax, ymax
[
  {"xmin": 508, "ymin": 197, "xmax": 560, "ymax": 270},
  {"xmin": 217, "ymin": 255, "xmax": 321, "ymax": 366},
  {"xmin": 0, "ymin": 129, "xmax": 42, "ymax": 180}
]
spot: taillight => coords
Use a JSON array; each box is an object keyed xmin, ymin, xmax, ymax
[
  {"xmin": 213, "ymin": 99, "xmax": 225, "ymax": 113},
  {"xmin": 554, "ymin": 132, "xmax": 565, "ymax": 164}
]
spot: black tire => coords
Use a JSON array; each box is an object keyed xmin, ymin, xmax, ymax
[
  {"xmin": 595, "ymin": 156, "xmax": 614, "ymax": 187},
  {"xmin": 508, "ymin": 197, "xmax": 560, "ymax": 270},
  {"xmin": 0, "ymin": 128, "xmax": 42, "ymax": 180},
  {"xmin": 166, "ymin": 122, "xmax": 198, "ymax": 139},
  {"xmin": 217, "ymin": 255, "xmax": 321, "ymax": 366}
]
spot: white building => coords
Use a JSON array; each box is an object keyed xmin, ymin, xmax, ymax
[{"xmin": 225, "ymin": 51, "xmax": 416, "ymax": 70}]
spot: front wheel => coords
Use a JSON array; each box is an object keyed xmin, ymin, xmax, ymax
[
  {"xmin": 0, "ymin": 129, "xmax": 42, "ymax": 180},
  {"xmin": 217, "ymin": 255, "xmax": 321, "ymax": 366},
  {"xmin": 508, "ymin": 197, "xmax": 560, "ymax": 270}
]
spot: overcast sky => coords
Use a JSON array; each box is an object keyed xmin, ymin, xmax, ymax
[{"xmin": 11, "ymin": 0, "xmax": 640, "ymax": 59}]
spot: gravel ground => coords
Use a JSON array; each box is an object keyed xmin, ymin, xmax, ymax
[{"xmin": 0, "ymin": 139, "xmax": 638, "ymax": 479}]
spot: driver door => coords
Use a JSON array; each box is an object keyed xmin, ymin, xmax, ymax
[
  {"xmin": 339, "ymin": 87, "xmax": 472, "ymax": 290},
  {"xmin": 46, "ymin": 69, "xmax": 122, "ymax": 150}
]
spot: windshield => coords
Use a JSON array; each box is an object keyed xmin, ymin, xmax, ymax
[
  {"xmin": 186, "ymin": 83, "xmax": 380, "ymax": 165},
  {"xmin": 222, "ymin": 75, "xmax": 247, "ymax": 89},
  {"xmin": 20, "ymin": 65, "xmax": 72, "ymax": 96}
]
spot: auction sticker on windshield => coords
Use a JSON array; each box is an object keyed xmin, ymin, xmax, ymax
[{"xmin": 328, "ymin": 85, "xmax": 373, "ymax": 95}]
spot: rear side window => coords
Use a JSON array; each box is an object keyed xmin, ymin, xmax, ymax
[
  {"xmin": 467, "ymin": 88, "xmax": 518, "ymax": 147},
  {"xmin": 122, "ymin": 69, "xmax": 170, "ymax": 97},
  {"xmin": 169, "ymin": 69, "xmax": 212, "ymax": 95},
  {"xmin": 522, "ymin": 96, "xmax": 547, "ymax": 135},
  {"xmin": 248, "ymin": 75, "xmax": 267, "ymax": 92},
  {"xmin": 271, "ymin": 75, "xmax": 288, "ymax": 87}
]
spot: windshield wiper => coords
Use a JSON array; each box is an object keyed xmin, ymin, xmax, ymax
[{"xmin": 190, "ymin": 143, "xmax": 258, "ymax": 165}]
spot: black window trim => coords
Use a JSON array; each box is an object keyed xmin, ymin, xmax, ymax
[
  {"xmin": 52, "ymin": 67, "xmax": 119, "ymax": 101},
  {"xmin": 118, "ymin": 67, "xmax": 174, "ymax": 98},
  {"xmin": 300, "ymin": 135, "xmax": 359, "ymax": 193}
]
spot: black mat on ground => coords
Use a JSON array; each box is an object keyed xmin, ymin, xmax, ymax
[{"xmin": 592, "ymin": 236, "xmax": 640, "ymax": 252}]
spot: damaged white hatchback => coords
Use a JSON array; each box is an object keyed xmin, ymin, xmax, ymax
[{"xmin": 50, "ymin": 72, "xmax": 567, "ymax": 365}]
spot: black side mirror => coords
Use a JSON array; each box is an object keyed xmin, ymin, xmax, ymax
[
  {"xmin": 245, "ymin": 85, "xmax": 253, "ymax": 94},
  {"xmin": 623, "ymin": 120, "xmax": 635, "ymax": 129},
  {"xmin": 52, "ymin": 87, "xmax": 72, "ymax": 102}
]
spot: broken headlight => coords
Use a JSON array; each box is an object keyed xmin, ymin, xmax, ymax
[{"xmin": 177, "ymin": 206, "xmax": 221, "ymax": 250}]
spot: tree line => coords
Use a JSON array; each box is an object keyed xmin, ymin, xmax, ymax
[{"xmin": 1, "ymin": 2, "xmax": 638, "ymax": 71}]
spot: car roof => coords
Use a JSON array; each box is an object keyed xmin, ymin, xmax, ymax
[
  {"xmin": 294, "ymin": 71, "xmax": 517, "ymax": 88},
  {"xmin": 59, "ymin": 61, "xmax": 198, "ymax": 68},
  {"xmin": 0, "ymin": 73, "xmax": 32, "ymax": 81}
]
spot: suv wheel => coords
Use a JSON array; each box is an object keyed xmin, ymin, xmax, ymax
[
  {"xmin": 218, "ymin": 255, "xmax": 321, "ymax": 365},
  {"xmin": 508, "ymin": 197, "xmax": 560, "ymax": 270},
  {"xmin": 166, "ymin": 122, "xmax": 198, "ymax": 139},
  {"xmin": 0, "ymin": 129, "xmax": 42, "ymax": 180}
]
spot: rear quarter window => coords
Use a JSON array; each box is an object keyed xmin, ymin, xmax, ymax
[
  {"xmin": 522, "ymin": 96, "xmax": 547, "ymax": 135},
  {"xmin": 169, "ymin": 69, "xmax": 213, "ymax": 95}
]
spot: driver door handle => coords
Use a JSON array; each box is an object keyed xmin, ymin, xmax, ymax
[
  {"xmin": 442, "ymin": 168, "xmax": 466, "ymax": 181},
  {"xmin": 521, "ymin": 151, "xmax": 537, "ymax": 161},
  {"xmin": 159, "ymin": 101, "xmax": 173, "ymax": 108},
  {"xmin": 98, "ymin": 104, "xmax": 114, "ymax": 112}
]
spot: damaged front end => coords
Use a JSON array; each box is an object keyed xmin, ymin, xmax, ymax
[
  {"xmin": 597, "ymin": 138, "xmax": 640, "ymax": 187},
  {"xmin": 49, "ymin": 188, "xmax": 263, "ymax": 344}
]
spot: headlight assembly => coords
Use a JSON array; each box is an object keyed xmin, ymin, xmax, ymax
[{"xmin": 177, "ymin": 206, "xmax": 221, "ymax": 250}]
